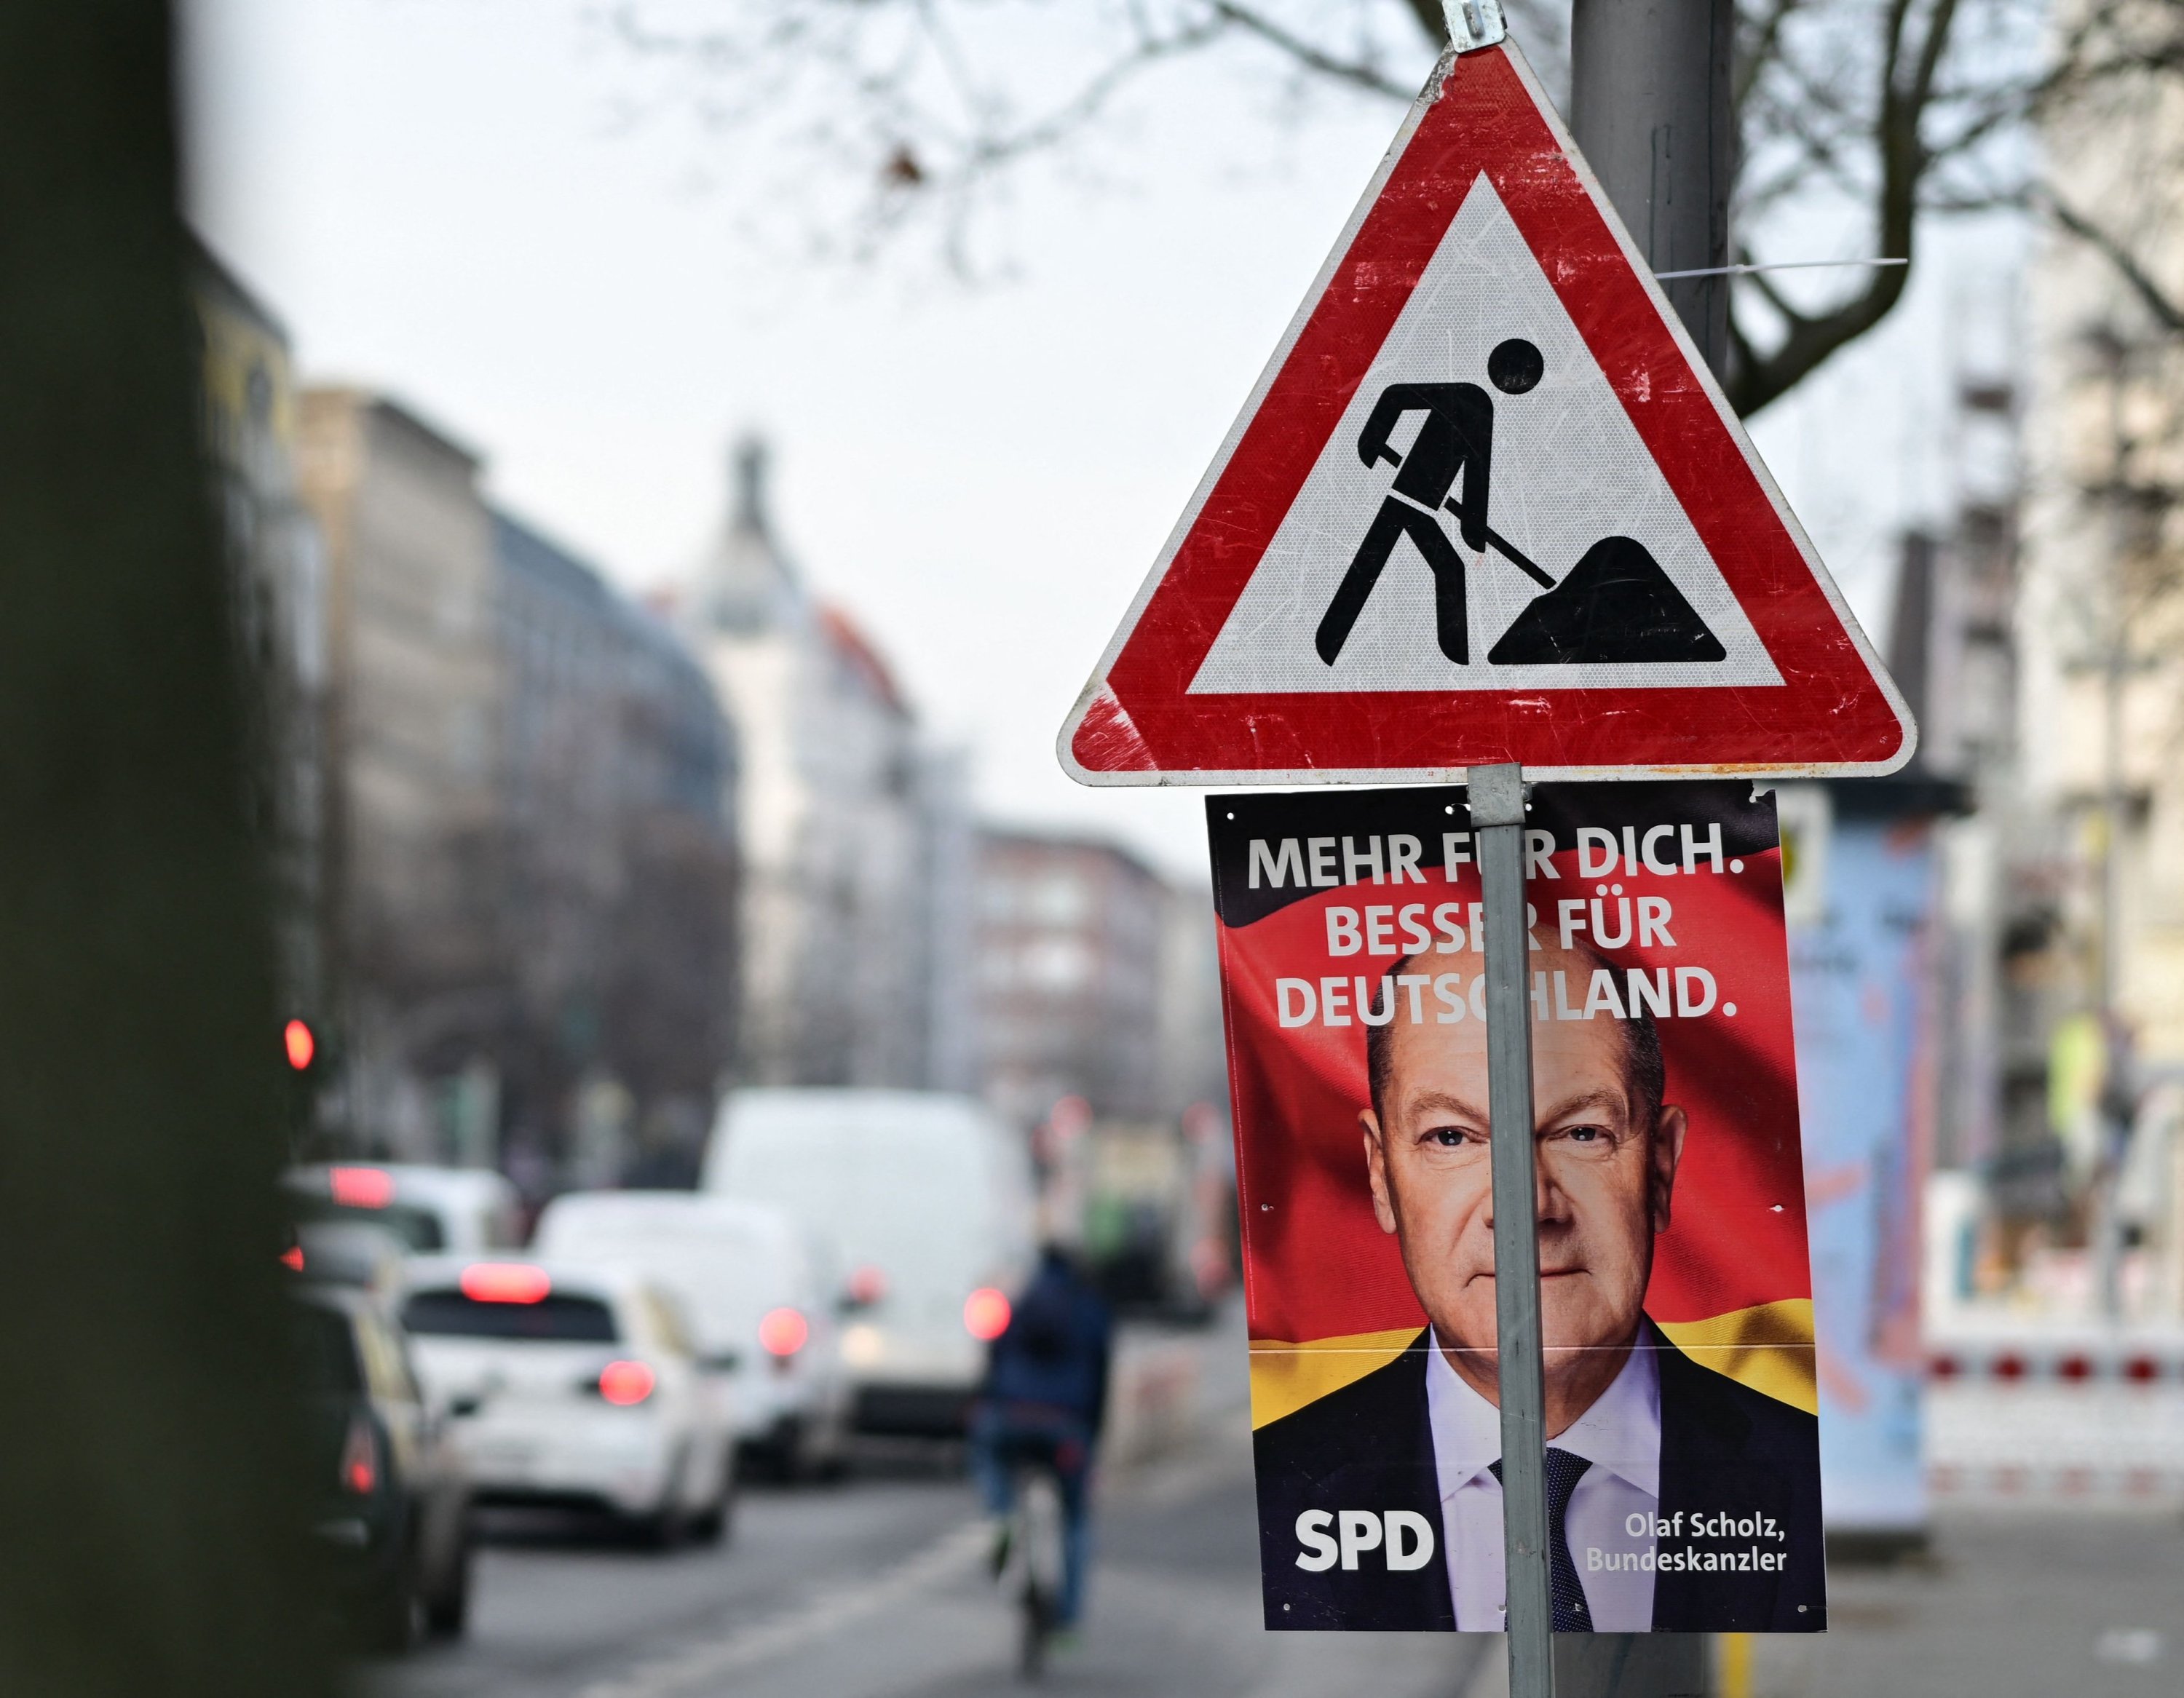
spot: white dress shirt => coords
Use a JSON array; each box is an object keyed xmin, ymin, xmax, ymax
[{"xmin": 1425, "ymin": 1325, "xmax": 1663, "ymax": 1632}]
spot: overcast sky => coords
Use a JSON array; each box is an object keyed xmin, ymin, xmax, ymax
[{"xmin": 181, "ymin": 0, "xmax": 2020, "ymax": 883}]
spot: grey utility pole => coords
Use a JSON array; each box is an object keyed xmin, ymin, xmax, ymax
[
  {"xmin": 1562, "ymin": 4, "xmax": 1733, "ymax": 1694},
  {"xmin": 1571, "ymin": 0, "xmax": 1736, "ymax": 376}
]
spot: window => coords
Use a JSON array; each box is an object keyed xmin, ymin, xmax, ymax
[
  {"xmin": 295, "ymin": 1196, "xmax": 445, "ymax": 1252},
  {"xmin": 290, "ymin": 1303, "xmax": 364, "ymax": 1395},
  {"xmin": 401, "ymin": 1290, "xmax": 620, "ymax": 1342},
  {"xmin": 354, "ymin": 1310, "xmax": 422, "ymax": 1404},
  {"xmin": 1028, "ymin": 873, "xmax": 1089, "ymax": 927},
  {"xmin": 1023, "ymin": 937, "xmax": 1091, "ymax": 992}
]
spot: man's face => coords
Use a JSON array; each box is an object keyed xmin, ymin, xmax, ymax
[{"xmin": 1362, "ymin": 964, "xmax": 1684, "ymax": 1401}]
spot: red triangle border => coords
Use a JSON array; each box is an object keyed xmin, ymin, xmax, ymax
[{"xmin": 1060, "ymin": 41, "xmax": 1913, "ymax": 783}]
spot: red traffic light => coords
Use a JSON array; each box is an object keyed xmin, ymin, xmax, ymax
[{"xmin": 283, "ymin": 1019, "xmax": 316, "ymax": 1071}]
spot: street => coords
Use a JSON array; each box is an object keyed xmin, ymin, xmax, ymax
[
  {"xmin": 372, "ymin": 1310, "xmax": 2184, "ymax": 1698},
  {"xmin": 1737, "ymin": 1509, "xmax": 2184, "ymax": 1698},
  {"xmin": 371, "ymin": 1314, "xmax": 1478, "ymax": 1698}
]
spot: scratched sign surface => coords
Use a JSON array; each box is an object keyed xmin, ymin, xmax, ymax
[{"xmin": 1058, "ymin": 41, "xmax": 1912, "ymax": 785}]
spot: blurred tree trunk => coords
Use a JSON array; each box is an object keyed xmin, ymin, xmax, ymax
[{"xmin": 0, "ymin": 4, "xmax": 338, "ymax": 1694}]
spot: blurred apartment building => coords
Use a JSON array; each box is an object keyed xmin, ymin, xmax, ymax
[
  {"xmin": 1888, "ymin": 33, "xmax": 2184, "ymax": 1315},
  {"xmin": 296, "ymin": 388, "xmax": 740, "ymax": 1186},
  {"xmin": 1889, "ymin": 361, "xmax": 2028, "ymax": 1167},
  {"xmin": 2003, "ymin": 36, "xmax": 2184, "ymax": 1282},
  {"xmin": 684, "ymin": 440, "xmax": 974, "ymax": 1093},
  {"xmin": 296, "ymin": 390, "xmax": 502, "ymax": 1156},
  {"xmin": 189, "ymin": 249, "xmax": 328, "ymax": 1047},
  {"xmin": 191, "ymin": 253, "xmax": 1213, "ymax": 1184},
  {"xmin": 972, "ymin": 828, "xmax": 1225, "ymax": 1130},
  {"xmin": 494, "ymin": 515, "xmax": 740, "ymax": 1186},
  {"xmin": 2019, "ymin": 157, "xmax": 2184, "ymax": 1060}
]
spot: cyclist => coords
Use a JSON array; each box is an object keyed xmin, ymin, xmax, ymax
[{"xmin": 970, "ymin": 1241, "xmax": 1114, "ymax": 1635}]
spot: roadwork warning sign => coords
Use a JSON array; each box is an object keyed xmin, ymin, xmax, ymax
[
  {"xmin": 1060, "ymin": 42, "xmax": 1912, "ymax": 785},
  {"xmin": 1208, "ymin": 781, "xmax": 1825, "ymax": 1632}
]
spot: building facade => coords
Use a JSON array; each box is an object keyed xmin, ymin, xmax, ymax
[
  {"xmin": 2017, "ymin": 15, "xmax": 2184, "ymax": 1074},
  {"xmin": 494, "ymin": 514, "xmax": 740, "ymax": 1187},
  {"xmin": 298, "ymin": 389, "xmax": 506, "ymax": 1159},
  {"xmin": 190, "ymin": 249, "xmax": 328, "ymax": 1058},
  {"xmin": 972, "ymin": 828, "xmax": 1174, "ymax": 1129},
  {"xmin": 687, "ymin": 440, "xmax": 972, "ymax": 1092},
  {"xmin": 298, "ymin": 389, "xmax": 741, "ymax": 1183}
]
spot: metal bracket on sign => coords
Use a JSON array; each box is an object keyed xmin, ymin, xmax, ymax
[{"xmin": 1442, "ymin": 0, "xmax": 1508, "ymax": 52}]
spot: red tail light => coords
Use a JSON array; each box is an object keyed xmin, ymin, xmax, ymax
[
  {"xmin": 964, "ymin": 1288, "xmax": 1011, "ymax": 1341},
  {"xmin": 340, "ymin": 1413, "xmax": 379, "ymax": 1496},
  {"xmin": 328, "ymin": 1166, "xmax": 394, "ymax": 1209},
  {"xmin": 461, "ymin": 1262, "xmax": 551, "ymax": 1304},
  {"xmin": 847, "ymin": 1264, "xmax": 887, "ymax": 1306},
  {"xmin": 596, "ymin": 1360, "xmax": 655, "ymax": 1405},
  {"xmin": 280, "ymin": 1245, "xmax": 305, "ymax": 1273},
  {"xmin": 759, "ymin": 1306, "xmax": 810, "ymax": 1359},
  {"xmin": 284, "ymin": 1018, "xmax": 317, "ymax": 1071}
]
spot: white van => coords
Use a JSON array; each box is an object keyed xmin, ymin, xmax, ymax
[
  {"xmin": 531, "ymin": 1191, "xmax": 851, "ymax": 1477},
  {"xmin": 286, "ymin": 1165, "xmax": 522, "ymax": 1257},
  {"xmin": 703, "ymin": 1090, "xmax": 1035, "ymax": 1436}
]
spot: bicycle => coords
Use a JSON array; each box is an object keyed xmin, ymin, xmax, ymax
[{"xmin": 998, "ymin": 1450, "xmax": 1069, "ymax": 1681}]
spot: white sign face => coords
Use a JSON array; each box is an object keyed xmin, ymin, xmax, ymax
[{"xmin": 1190, "ymin": 175, "xmax": 1779, "ymax": 697}]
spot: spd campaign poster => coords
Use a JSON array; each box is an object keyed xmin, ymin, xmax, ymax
[{"xmin": 1207, "ymin": 781, "xmax": 1824, "ymax": 1634}]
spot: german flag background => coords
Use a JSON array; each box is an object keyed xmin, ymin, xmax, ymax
[{"xmin": 1205, "ymin": 781, "xmax": 1816, "ymax": 1429}]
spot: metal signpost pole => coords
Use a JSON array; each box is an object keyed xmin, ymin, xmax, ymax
[
  {"xmin": 1472, "ymin": 762, "xmax": 1554, "ymax": 1698},
  {"xmin": 1567, "ymin": 11, "xmax": 1732, "ymax": 1694}
]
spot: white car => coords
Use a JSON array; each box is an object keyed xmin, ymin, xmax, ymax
[
  {"xmin": 287, "ymin": 1164, "xmax": 522, "ymax": 1257},
  {"xmin": 703, "ymin": 1090, "xmax": 1035, "ymax": 1437},
  {"xmin": 532, "ymin": 1191, "xmax": 852, "ymax": 1479},
  {"xmin": 396, "ymin": 1256, "xmax": 736, "ymax": 1544}
]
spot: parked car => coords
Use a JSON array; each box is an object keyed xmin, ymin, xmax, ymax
[
  {"xmin": 291, "ymin": 1280, "xmax": 472, "ymax": 1649},
  {"xmin": 291, "ymin": 1220, "xmax": 408, "ymax": 1294},
  {"xmin": 532, "ymin": 1191, "xmax": 852, "ymax": 1478},
  {"xmin": 702, "ymin": 1090, "xmax": 1035, "ymax": 1437},
  {"xmin": 285, "ymin": 1164, "xmax": 522, "ymax": 1255},
  {"xmin": 396, "ymin": 1256, "xmax": 735, "ymax": 1544}
]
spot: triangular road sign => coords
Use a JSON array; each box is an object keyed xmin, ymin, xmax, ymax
[{"xmin": 1059, "ymin": 40, "xmax": 1915, "ymax": 785}]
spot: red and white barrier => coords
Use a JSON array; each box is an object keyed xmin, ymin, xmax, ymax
[
  {"xmin": 1926, "ymin": 1345, "xmax": 2183, "ymax": 1385},
  {"xmin": 1923, "ymin": 1331, "xmax": 2184, "ymax": 1504}
]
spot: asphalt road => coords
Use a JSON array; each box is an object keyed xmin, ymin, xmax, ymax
[
  {"xmin": 369, "ymin": 1338, "xmax": 2184, "ymax": 1698},
  {"xmin": 368, "ymin": 1412, "xmax": 1477, "ymax": 1698}
]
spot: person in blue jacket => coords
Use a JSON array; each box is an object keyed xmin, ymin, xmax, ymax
[{"xmin": 970, "ymin": 1242, "xmax": 1114, "ymax": 1632}]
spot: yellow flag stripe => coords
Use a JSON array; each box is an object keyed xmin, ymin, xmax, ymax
[
  {"xmin": 1654, "ymin": 1299, "xmax": 1817, "ymax": 1415},
  {"xmin": 1249, "ymin": 1300, "xmax": 1816, "ymax": 1429},
  {"xmin": 1248, "ymin": 1328, "xmax": 1425, "ymax": 1429}
]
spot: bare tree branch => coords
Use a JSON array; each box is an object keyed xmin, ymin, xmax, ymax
[
  {"xmin": 602, "ymin": 0, "xmax": 2184, "ymax": 412},
  {"xmin": 1727, "ymin": 0, "xmax": 1966, "ymax": 415},
  {"xmin": 1205, "ymin": 1, "xmax": 1415, "ymax": 98},
  {"xmin": 2042, "ymin": 188, "xmax": 2184, "ymax": 336}
]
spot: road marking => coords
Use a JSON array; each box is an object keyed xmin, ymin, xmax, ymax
[{"xmin": 577, "ymin": 1519, "xmax": 989, "ymax": 1698}]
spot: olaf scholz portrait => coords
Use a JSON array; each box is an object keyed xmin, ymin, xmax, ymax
[{"xmin": 1253, "ymin": 937, "xmax": 1825, "ymax": 1633}]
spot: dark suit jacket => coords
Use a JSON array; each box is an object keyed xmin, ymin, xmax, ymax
[{"xmin": 1254, "ymin": 1328, "xmax": 1825, "ymax": 1632}]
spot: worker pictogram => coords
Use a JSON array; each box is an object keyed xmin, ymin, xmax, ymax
[{"xmin": 1317, "ymin": 339, "xmax": 1725, "ymax": 670}]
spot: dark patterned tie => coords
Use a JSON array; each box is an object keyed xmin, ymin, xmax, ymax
[{"xmin": 1489, "ymin": 1448, "xmax": 1595, "ymax": 1632}]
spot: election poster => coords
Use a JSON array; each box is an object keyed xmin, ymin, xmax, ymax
[{"xmin": 1206, "ymin": 781, "xmax": 1824, "ymax": 1634}]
